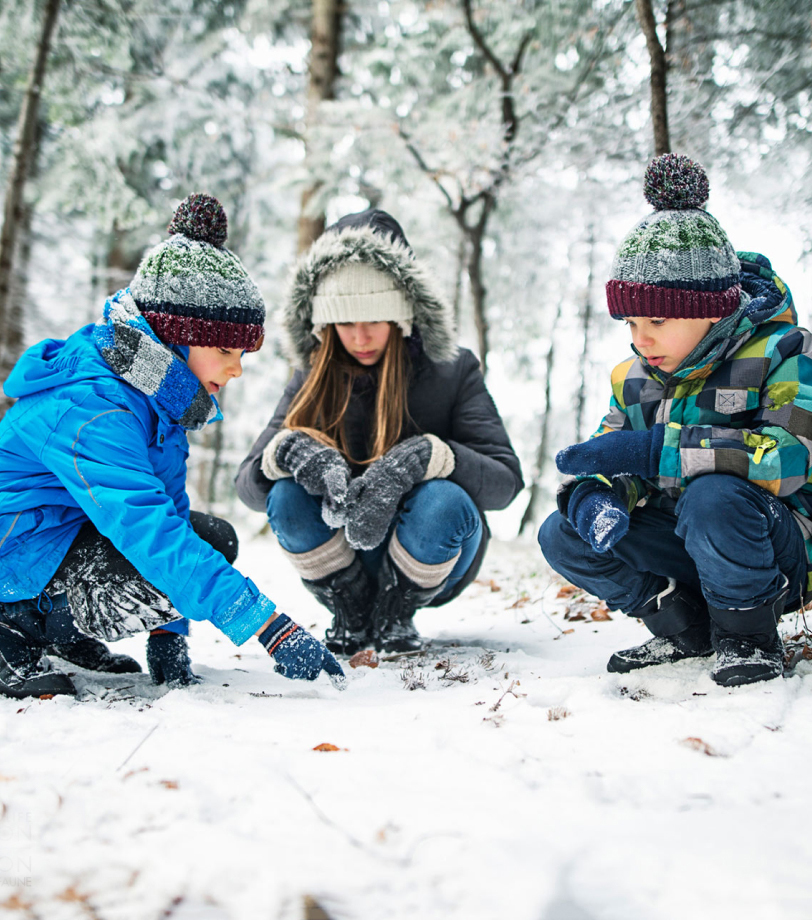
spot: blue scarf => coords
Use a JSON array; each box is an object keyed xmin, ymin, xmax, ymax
[{"xmin": 93, "ymin": 289, "xmax": 219, "ymax": 431}]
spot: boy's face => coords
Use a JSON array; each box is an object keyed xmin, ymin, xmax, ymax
[
  {"xmin": 186, "ymin": 346, "xmax": 243, "ymax": 395},
  {"xmin": 623, "ymin": 316, "xmax": 720, "ymax": 374}
]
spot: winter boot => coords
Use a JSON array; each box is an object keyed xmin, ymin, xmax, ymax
[
  {"xmin": 146, "ymin": 630, "xmax": 201, "ymax": 687},
  {"xmin": 48, "ymin": 636, "xmax": 142, "ymax": 674},
  {"xmin": 41, "ymin": 594, "xmax": 142, "ymax": 674},
  {"xmin": 0, "ymin": 610, "xmax": 76, "ymax": 699},
  {"xmin": 709, "ymin": 588, "xmax": 787, "ymax": 687},
  {"xmin": 302, "ymin": 556, "xmax": 375, "ymax": 655},
  {"xmin": 370, "ymin": 554, "xmax": 447, "ymax": 654},
  {"xmin": 607, "ymin": 579, "xmax": 713, "ymax": 674}
]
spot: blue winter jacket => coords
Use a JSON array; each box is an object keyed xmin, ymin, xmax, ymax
[{"xmin": 0, "ymin": 324, "xmax": 273, "ymax": 644}]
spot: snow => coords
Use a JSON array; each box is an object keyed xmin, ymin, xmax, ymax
[{"xmin": 2, "ymin": 528, "xmax": 812, "ymax": 920}]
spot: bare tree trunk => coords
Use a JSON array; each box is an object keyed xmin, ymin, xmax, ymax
[
  {"xmin": 635, "ymin": 0, "xmax": 671, "ymax": 155},
  {"xmin": 297, "ymin": 0, "xmax": 343, "ymax": 255},
  {"xmin": 519, "ymin": 302, "xmax": 562, "ymax": 535},
  {"xmin": 466, "ymin": 204, "xmax": 494, "ymax": 375},
  {"xmin": 575, "ymin": 225, "xmax": 596, "ymax": 442},
  {"xmin": 402, "ymin": 0, "xmax": 534, "ymax": 376},
  {"xmin": 0, "ymin": 0, "xmax": 61, "ymax": 373}
]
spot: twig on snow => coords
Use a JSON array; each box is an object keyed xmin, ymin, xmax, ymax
[{"xmin": 116, "ymin": 723, "xmax": 159, "ymax": 772}]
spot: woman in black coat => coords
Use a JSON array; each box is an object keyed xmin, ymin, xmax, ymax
[{"xmin": 236, "ymin": 209, "xmax": 523, "ymax": 654}]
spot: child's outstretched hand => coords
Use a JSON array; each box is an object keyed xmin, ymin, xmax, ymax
[
  {"xmin": 566, "ymin": 480, "xmax": 630, "ymax": 553},
  {"xmin": 556, "ymin": 424, "xmax": 664, "ymax": 480},
  {"xmin": 257, "ymin": 614, "xmax": 346, "ymax": 689}
]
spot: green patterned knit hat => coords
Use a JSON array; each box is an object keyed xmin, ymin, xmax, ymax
[
  {"xmin": 606, "ymin": 154, "xmax": 741, "ymax": 320},
  {"xmin": 129, "ymin": 193, "xmax": 265, "ymax": 351}
]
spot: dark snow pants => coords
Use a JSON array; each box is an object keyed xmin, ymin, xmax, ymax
[
  {"xmin": 33, "ymin": 511, "xmax": 239, "ymax": 642},
  {"xmin": 539, "ymin": 474, "xmax": 808, "ymax": 634}
]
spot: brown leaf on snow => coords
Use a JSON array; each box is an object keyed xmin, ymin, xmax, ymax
[
  {"xmin": 38, "ymin": 693, "xmax": 56, "ymax": 701},
  {"xmin": 349, "ymin": 649, "xmax": 379, "ymax": 669},
  {"xmin": 556, "ymin": 585, "xmax": 580, "ymax": 598},
  {"xmin": 564, "ymin": 609, "xmax": 587, "ymax": 621},
  {"xmin": 312, "ymin": 743, "xmax": 347, "ymax": 752},
  {"xmin": 509, "ymin": 595, "xmax": 531, "ymax": 608},
  {"xmin": 681, "ymin": 737, "xmax": 722, "ymax": 757},
  {"xmin": 158, "ymin": 780, "xmax": 179, "ymax": 790},
  {"xmin": 1, "ymin": 894, "xmax": 33, "ymax": 911},
  {"xmin": 590, "ymin": 603, "xmax": 613, "ymax": 621}
]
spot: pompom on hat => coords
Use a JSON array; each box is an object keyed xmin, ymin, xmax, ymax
[
  {"xmin": 129, "ymin": 193, "xmax": 265, "ymax": 351},
  {"xmin": 606, "ymin": 154, "xmax": 741, "ymax": 320}
]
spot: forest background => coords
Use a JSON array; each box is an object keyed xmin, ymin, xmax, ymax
[{"xmin": 2, "ymin": 0, "xmax": 811, "ymax": 538}]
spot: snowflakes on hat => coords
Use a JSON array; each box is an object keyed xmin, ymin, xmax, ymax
[
  {"xmin": 644, "ymin": 153, "xmax": 710, "ymax": 212},
  {"xmin": 168, "ymin": 193, "xmax": 228, "ymax": 247}
]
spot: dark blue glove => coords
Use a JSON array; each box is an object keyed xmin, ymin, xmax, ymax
[
  {"xmin": 566, "ymin": 480, "xmax": 630, "ymax": 553},
  {"xmin": 258, "ymin": 614, "xmax": 346, "ymax": 688},
  {"xmin": 556, "ymin": 425, "xmax": 665, "ymax": 479},
  {"xmin": 147, "ymin": 630, "xmax": 201, "ymax": 687}
]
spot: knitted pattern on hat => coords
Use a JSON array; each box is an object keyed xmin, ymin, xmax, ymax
[
  {"xmin": 94, "ymin": 288, "xmax": 218, "ymax": 431},
  {"xmin": 606, "ymin": 154, "xmax": 741, "ymax": 319},
  {"xmin": 130, "ymin": 193, "xmax": 265, "ymax": 351},
  {"xmin": 311, "ymin": 262, "xmax": 414, "ymax": 339}
]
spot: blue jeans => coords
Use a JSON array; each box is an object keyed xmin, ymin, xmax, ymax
[
  {"xmin": 538, "ymin": 474, "xmax": 808, "ymax": 615},
  {"xmin": 266, "ymin": 478, "xmax": 483, "ymax": 600}
]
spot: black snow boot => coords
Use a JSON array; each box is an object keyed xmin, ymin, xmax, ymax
[
  {"xmin": 607, "ymin": 580, "xmax": 713, "ymax": 674},
  {"xmin": 147, "ymin": 630, "xmax": 201, "ymax": 687},
  {"xmin": 303, "ymin": 556, "xmax": 375, "ymax": 655},
  {"xmin": 48, "ymin": 636, "xmax": 142, "ymax": 674},
  {"xmin": 709, "ymin": 588, "xmax": 787, "ymax": 687},
  {"xmin": 0, "ymin": 613, "xmax": 76, "ymax": 699},
  {"xmin": 370, "ymin": 554, "xmax": 447, "ymax": 654}
]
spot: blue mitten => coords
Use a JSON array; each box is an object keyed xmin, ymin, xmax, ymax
[
  {"xmin": 566, "ymin": 480, "xmax": 630, "ymax": 553},
  {"xmin": 258, "ymin": 614, "xmax": 346, "ymax": 689},
  {"xmin": 556, "ymin": 425, "xmax": 665, "ymax": 479}
]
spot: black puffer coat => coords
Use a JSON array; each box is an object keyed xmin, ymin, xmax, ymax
[{"xmin": 235, "ymin": 209, "xmax": 523, "ymax": 600}]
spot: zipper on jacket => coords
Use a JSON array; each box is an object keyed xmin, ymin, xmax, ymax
[{"xmin": 753, "ymin": 438, "xmax": 778, "ymax": 464}]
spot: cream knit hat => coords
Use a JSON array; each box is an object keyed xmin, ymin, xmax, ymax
[{"xmin": 311, "ymin": 262, "xmax": 413, "ymax": 339}]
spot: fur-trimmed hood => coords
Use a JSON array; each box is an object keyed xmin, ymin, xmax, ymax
[{"xmin": 283, "ymin": 210, "xmax": 458, "ymax": 368}]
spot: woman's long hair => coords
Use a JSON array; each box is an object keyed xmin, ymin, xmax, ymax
[{"xmin": 283, "ymin": 323, "xmax": 411, "ymax": 464}]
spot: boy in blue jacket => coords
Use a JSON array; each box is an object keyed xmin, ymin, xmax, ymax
[
  {"xmin": 0, "ymin": 193, "xmax": 344, "ymax": 699},
  {"xmin": 539, "ymin": 155, "xmax": 812, "ymax": 687}
]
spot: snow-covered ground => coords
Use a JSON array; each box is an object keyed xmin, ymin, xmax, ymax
[{"xmin": 2, "ymin": 526, "xmax": 812, "ymax": 920}]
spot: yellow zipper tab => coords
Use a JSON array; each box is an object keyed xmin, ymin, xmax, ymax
[{"xmin": 753, "ymin": 438, "xmax": 777, "ymax": 464}]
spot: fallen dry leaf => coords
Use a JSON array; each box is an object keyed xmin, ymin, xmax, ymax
[
  {"xmin": 312, "ymin": 743, "xmax": 347, "ymax": 752},
  {"xmin": 158, "ymin": 780, "xmax": 179, "ymax": 790},
  {"xmin": 564, "ymin": 610, "xmax": 587, "ymax": 621},
  {"xmin": 556, "ymin": 585, "xmax": 580, "ymax": 598},
  {"xmin": 38, "ymin": 693, "xmax": 55, "ymax": 701},
  {"xmin": 681, "ymin": 737, "xmax": 721, "ymax": 757},
  {"xmin": 349, "ymin": 649, "xmax": 379, "ymax": 669},
  {"xmin": 590, "ymin": 603, "xmax": 613, "ymax": 621}
]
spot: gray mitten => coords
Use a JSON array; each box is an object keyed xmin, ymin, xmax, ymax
[
  {"xmin": 269, "ymin": 431, "xmax": 351, "ymax": 505},
  {"xmin": 343, "ymin": 436, "xmax": 433, "ymax": 550}
]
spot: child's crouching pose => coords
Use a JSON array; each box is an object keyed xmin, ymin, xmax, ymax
[
  {"xmin": 0, "ymin": 194, "xmax": 344, "ymax": 699},
  {"xmin": 539, "ymin": 154, "xmax": 812, "ymax": 687},
  {"xmin": 236, "ymin": 209, "xmax": 523, "ymax": 654}
]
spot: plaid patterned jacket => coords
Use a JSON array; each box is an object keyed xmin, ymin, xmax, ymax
[{"xmin": 592, "ymin": 252, "xmax": 812, "ymax": 595}]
